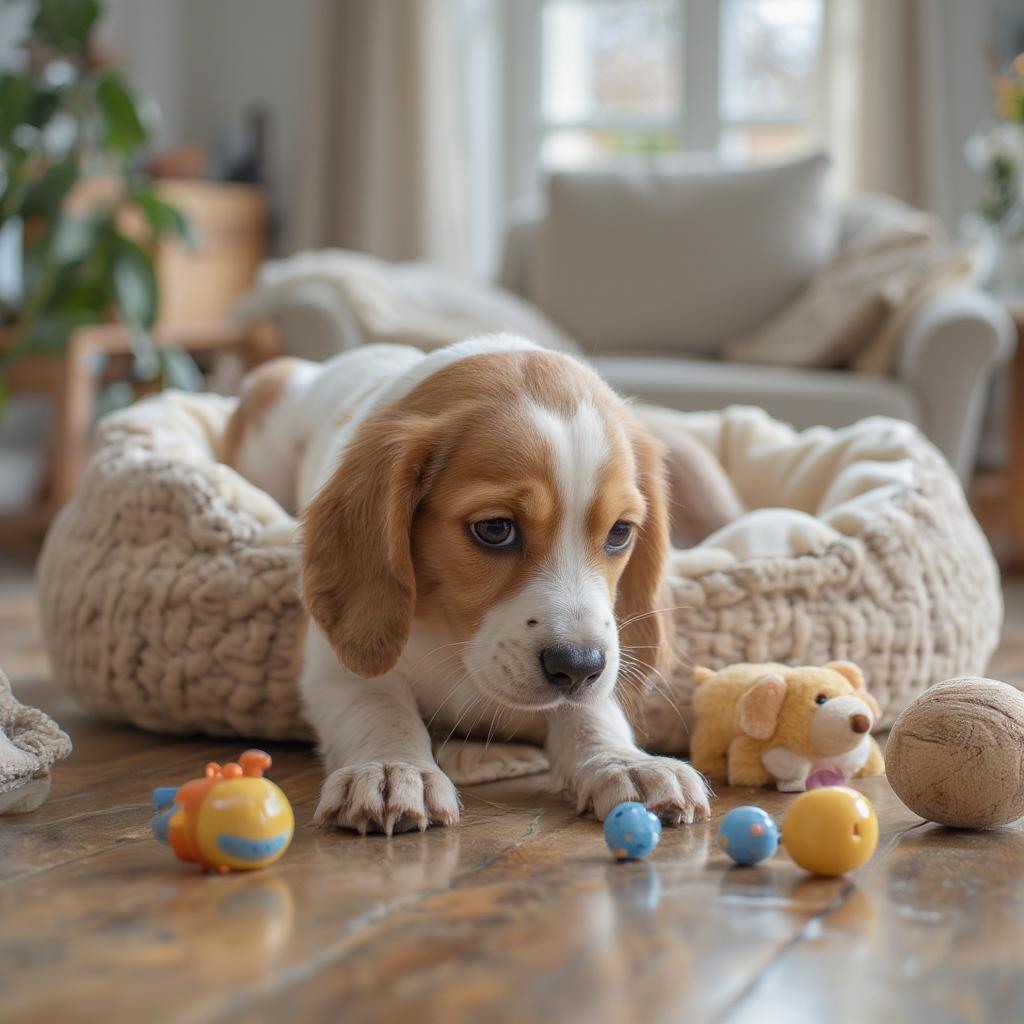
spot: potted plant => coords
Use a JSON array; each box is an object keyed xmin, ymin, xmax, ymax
[
  {"xmin": 0, "ymin": 0, "xmax": 200, "ymax": 519},
  {"xmin": 965, "ymin": 53, "xmax": 1024, "ymax": 295}
]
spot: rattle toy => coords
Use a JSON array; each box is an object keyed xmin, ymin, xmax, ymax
[
  {"xmin": 886, "ymin": 676, "xmax": 1024, "ymax": 828},
  {"xmin": 717, "ymin": 806, "xmax": 780, "ymax": 865},
  {"xmin": 604, "ymin": 801, "xmax": 662, "ymax": 860},
  {"xmin": 780, "ymin": 786, "xmax": 878, "ymax": 877},
  {"xmin": 690, "ymin": 661, "xmax": 885, "ymax": 792},
  {"xmin": 152, "ymin": 749, "xmax": 294, "ymax": 873}
]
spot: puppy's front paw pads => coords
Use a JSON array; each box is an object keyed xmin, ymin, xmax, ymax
[
  {"xmin": 313, "ymin": 762, "xmax": 461, "ymax": 835},
  {"xmin": 575, "ymin": 755, "xmax": 711, "ymax": 825}
]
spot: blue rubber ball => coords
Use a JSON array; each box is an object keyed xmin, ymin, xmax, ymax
[
  {"xmin": 604, "ymin": 802, "xmax": 662, "ymax": 860},
  {"xmin": 718, "ymin": 806, "xmax": 780, "ymax": 865}
]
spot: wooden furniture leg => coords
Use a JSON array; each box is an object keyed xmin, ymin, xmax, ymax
[
  {"xmin": 1006, "ymin": 313, "xmax": 1024, "ymax": 568},
  {"xmin": 48, "ymin": 331, "xmax": 98, "ymax": 511}
]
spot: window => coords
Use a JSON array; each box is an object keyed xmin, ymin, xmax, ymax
[
  {"xmin": 506, "ymin": 0, "xmax": 824, "ymax": 192},
  {"xmin": 719, "ymin": 0, "xmax": 824, "ymax": 161},
  {"xmin": 539, "ymin": 1, "xmax": 682, "ymax": 168}
]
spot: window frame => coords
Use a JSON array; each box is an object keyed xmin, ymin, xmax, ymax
[{"xmin": 503, "ymin": 0, "xmax": 822, "ymax": 204}]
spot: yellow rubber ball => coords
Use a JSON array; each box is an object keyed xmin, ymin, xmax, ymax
[{"xmin": 781, "ymin": 787, "xmax": 878, "ymax": 876}]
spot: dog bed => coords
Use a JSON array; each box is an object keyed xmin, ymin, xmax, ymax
[{"xmin": 37, "ymin": 391, "xmax": 1002, "ymax": 752}]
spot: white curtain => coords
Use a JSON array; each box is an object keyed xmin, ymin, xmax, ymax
[
  {"xmin": 815, "ymin": 0, "xmax": 951, "ymax": 216},
  {"xmin": 291, "ymin": 0, "xmax": 471, "ymax": 270}
]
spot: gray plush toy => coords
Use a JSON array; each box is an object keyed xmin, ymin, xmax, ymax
[{"xmin": 0, "ymin": 668, "xmax": 72, "ymax": 814}]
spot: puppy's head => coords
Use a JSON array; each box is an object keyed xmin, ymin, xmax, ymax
[{"xmin": 301, "ymin": 347, "xmax": 671, "ymax": 711}]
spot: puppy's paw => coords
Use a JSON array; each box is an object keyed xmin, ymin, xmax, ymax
[
  {"xmin": 572, "ymin": 753, "xmax": 711, "ymax": 825},
  {"xmin": 313, "ymin": 761, "xmax": 461, "ymax": 835}
]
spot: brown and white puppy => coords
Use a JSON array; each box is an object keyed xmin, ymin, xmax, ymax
[{"xmin": 227, "ymin": 335, "xmax": 713, "ymax": 834}]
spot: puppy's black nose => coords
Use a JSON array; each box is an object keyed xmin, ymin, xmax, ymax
[{"xmin": 540, "ymin": 644, "xmax": 606, "ymax": 694}]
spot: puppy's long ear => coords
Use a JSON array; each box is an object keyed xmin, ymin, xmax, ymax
[
  {"xmin": 301, "ymin": 412, "xmax": 440, "ymax": 678},
  {"xmin": 616, "ymin": 422, "xmax": 672, "ymax": 684}
]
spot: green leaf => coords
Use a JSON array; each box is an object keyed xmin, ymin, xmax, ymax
[
  {"xmin": 95, "ymin": 379, "xmax": 136, "ymax": 419},
  {"xmin": 131, "ymin": 188, "xmax": 197, "ymax": 247},
  {"xmin": 24, "ymin": 309, "xmax": 99, "ymax": 354},
  {"xmin": 53, "ymin": 214, "xmax": 98, "ymax": 263},
  {"xmin": 131, "ymin": 333, "xmax": 160, "ymax": 382},
  {"xmin": 0, "ymin": 75, "xmax": 39, "ymax": 146},
  {"xmin": 95, "ymin": 72, "xmax": 148, "ymax": 155},
  {"xmin": 112, "ymin": 237, "xmax": 157, "ymax": 328},
  {"xmin": 20, "ymin": 154, "xmax": 79, "ymax": 219},
  {"xmin": 32, "ymin": 0, "xmax": 100, "ymax": 53},
  {"xmin": 26, "ymin": 86, "xmax": 61, "ymax": 131},
  {"xmin": 161, "ymin": 347, "xmax": 203, "ymax": 392}
]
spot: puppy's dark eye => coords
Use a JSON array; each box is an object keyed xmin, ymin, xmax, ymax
[
  {"xmin": 605, "ymin": 520, "xmax": 633, "ymax": 553},
  {"xmin": 815, "ymin": 694, "xmax": 828, "ymax": 705},
  {"xmin": 470, "ymin": 518, "xmax": 517, "ymax": 549}
]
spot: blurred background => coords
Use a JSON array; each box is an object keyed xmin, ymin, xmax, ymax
[
  {"xmin": 24, "ymin": 0, "xmax": 1023, "ymax": 272},
  {"xmin": 2, "ymin": 0, "xmax": 1024, "ymax": 558}
]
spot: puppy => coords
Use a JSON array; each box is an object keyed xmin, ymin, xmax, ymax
[{"xmin": 226, "ymin": 335, "xmax": 721, "ymax": 834}]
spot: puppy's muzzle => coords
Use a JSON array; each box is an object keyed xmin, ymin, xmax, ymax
[{"xmin": 539, "ymin": 643, "xmax": 606, "ymax": 696}]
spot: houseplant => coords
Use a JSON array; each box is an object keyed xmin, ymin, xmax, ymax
[
  {"xmin": 0, "ymin": 0, "xmax": 196, "ymax": 415},
  {"xmin": 965, "ymin": 53, "xmax": 1024, "ymax": 293}
]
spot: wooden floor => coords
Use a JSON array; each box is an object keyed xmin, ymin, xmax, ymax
[{"xmin": 2, "ymin": 548, "xmax": 1024, "ymax": 1024}]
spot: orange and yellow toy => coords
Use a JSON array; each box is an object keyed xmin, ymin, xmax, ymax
[{"xmin": 151, "ymin": 750, "xmax": 294, "ymax": 873}]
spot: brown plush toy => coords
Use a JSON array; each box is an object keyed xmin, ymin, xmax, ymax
[{"xmin": 690, "ymin": 661, "xmax": 885, "ymax": 791}]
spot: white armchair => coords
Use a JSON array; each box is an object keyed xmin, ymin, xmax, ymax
[
  {"xmin": 500, "ymin": 164, "xmax": 1016, "ymax": 482},
  {"xmin": 240, "ymin": 156, "xmax": 1014, "ymax": 483}
]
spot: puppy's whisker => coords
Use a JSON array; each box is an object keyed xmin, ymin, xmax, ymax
[
  {"xmin": 620, "ymin": 655, "xmax": 670, "ymax": 697},
  {"xmin": 439, "ymin": 694, "xmax": 482, "ymax": 751},
  {"xmin": 618, "ymin": 651, "xmax": 688, "ymax": 728},
  {"xmin": 408, "ymin": 639, "xmax": 471, "ymax": 675},
  {"xmin": 484, "ymin": 705, "xmax": 503, "ymax": 752},
  {"xmin": 620, "ymin": 650, "xmax": 671, "ymax": 688},
  {"xmin": 466, "ymin": 697, "xmax": 492, "ymax": 741},
  {"xmin": 426, "ymin": 672, "xmax": 472, "ymax": 732},
  {"xmin": 617, "ymin": 604, "xmax": 694, "ymax": 631}
]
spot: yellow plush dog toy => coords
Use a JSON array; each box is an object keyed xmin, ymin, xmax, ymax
[{"xmin": 690, "ymin": 661, "xmax": 885, "ymax": 791}]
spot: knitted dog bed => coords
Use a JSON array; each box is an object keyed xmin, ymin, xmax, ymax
[{"xmin": 38, "ymin": 391, "xmax": 1001, "ymax": 752}]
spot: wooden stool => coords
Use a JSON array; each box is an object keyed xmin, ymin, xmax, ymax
[{"xmin": 0, "ymin": 320, "xmax": 279, "ymax": 542}]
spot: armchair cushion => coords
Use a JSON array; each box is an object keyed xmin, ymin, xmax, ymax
[
  {"xmin": 723, "ymin": 230, "xmax": 974, "ymax": 372},
  {"xmin": 537, "ymin": 153, "xmax": 836, "ymax": 356},
  {"xmin": 591, "ymin": 355, "xmax": 919, "ymax": 431}
]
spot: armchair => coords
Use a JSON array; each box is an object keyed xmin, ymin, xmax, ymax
[{"xmin": 500, "ymin": 173, "xmax": 1015, "ymax": 483}]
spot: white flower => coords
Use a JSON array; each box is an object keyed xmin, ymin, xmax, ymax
[{"xmin": 965, "ymin": 121, "xmax": 1024, "ymax": 175}]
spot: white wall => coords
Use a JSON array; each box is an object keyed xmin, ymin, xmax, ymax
[
  {"xmin": 928, "ymin": 0, "xmax": 1003, "ymax": 232},
  {"xmin": 102, "ymin": 0, "xmax": 315, "ymax": 253},
  {"xmin": 31, "ymin": 0, "xmax": 1024, "ymax": 264}
]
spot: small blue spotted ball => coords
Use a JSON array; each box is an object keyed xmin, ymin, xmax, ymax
[
  {"xmin": 604, "ymin": 802, "xmax": 662, "ymax": 860},
  {"xmin": 718, "ymin": 806, "xmax": 780, "ymax": 865}
]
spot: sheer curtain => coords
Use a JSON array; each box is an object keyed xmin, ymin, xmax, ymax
[
  {"xmin": 291, "ymin": 0, "xmax": 471, "ymax": 270},
  {"xmin": 815, "ymin": 0, "xmax": 953, "ymax": 217}
]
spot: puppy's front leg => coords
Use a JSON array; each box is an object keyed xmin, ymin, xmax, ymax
[
  {"xmin": 303, "ymin": 635, "xmax": 460, "ymax": 835},
  {"xmin": 546, "ymin": 699, "xmax": 711, "ymax": 825}
]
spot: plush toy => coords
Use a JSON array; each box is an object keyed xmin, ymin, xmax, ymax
[
  {"xmin": 690, "ymin": 661, "xmax": 885, "ymax": 791},
  {"xmin": 886, "ymin": 676, "xmax": 1024, "ymax": 828}
]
